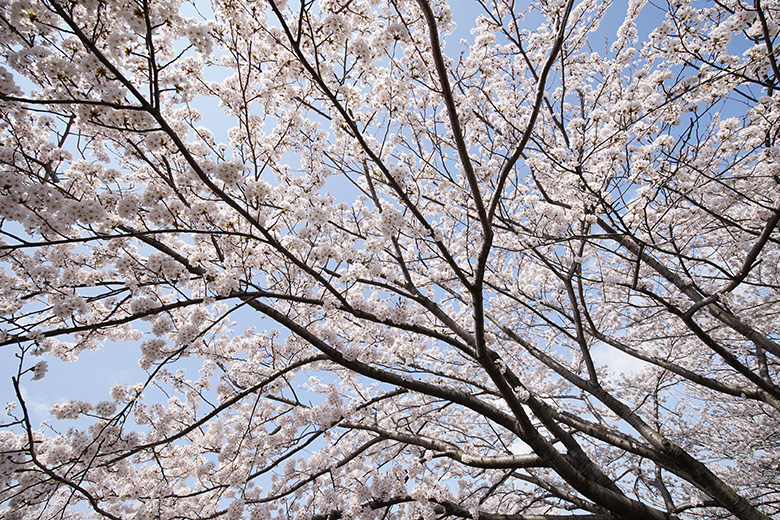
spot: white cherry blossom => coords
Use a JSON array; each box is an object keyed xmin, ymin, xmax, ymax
[{"xmin": 1, "ymin": 0, "xmax": 780, "ymax": 519}]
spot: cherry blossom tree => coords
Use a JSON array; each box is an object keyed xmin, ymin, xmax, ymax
[{"xmin": 1, "ymin": 0, "xmax": 780, "ymax": 518}]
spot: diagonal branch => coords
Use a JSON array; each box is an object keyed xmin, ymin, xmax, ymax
[{"xmin": 414, "ymin": 0, "xmax": 488, "ymax": 234}]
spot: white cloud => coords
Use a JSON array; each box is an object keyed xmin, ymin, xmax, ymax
[
  {"xmin": 591, "ymin": 344, "xmax": 648, "ymax": 375},
  {"xmin": 509, "ymin": 438, "xmax": 532, "ymax": 455}
]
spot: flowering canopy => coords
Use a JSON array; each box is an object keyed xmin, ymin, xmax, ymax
[{"xmin": 1, "ymin": 0, "xmax": 780, "ymax": 518}]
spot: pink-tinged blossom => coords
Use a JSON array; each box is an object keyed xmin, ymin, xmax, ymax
[{"xmin": 29, "ymin": 361, "xmax": 47, "ymax": 381}]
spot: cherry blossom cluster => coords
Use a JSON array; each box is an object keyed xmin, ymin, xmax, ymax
[{"xmin": 1, "ymin": 0, "xmax": 780, "ymax": 519}]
